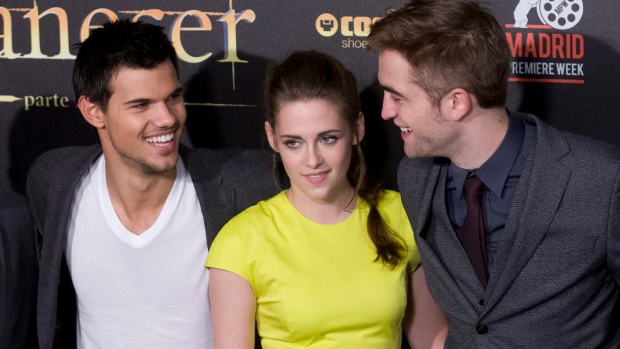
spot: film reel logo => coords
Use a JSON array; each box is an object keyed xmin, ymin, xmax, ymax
[{"xmin": 514, "ymin": 0, "xmax": 583, "ymax": 30}]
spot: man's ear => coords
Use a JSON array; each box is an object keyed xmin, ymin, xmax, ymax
[
  {"xmin": 442, "ymin": 88, "xmax": 472, "ymax": 122},
  {"xmin": 265, "ymin": 121, "xmax": 278, "ymax": 152},
  {"xmin": 353, "ymin": 112, "xmax": 365, "ymax": 145},
  {"xmin": 78, "ymin": 96, "xmax": 106, "ymax": 129}
]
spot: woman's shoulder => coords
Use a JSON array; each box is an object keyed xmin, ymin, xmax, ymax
[
  {"xmin": 220, "ymin": 191, "xmax": 289, "ymax": 233},
  {"xmin": 380, "ymin": 189, "xmax": 402, "ymax": 201},
  {"xmin": 244, "ymin": 190, "xmax": 290, "ymax": 217},
  {"xmin": 376, "ymin": 189, "xmax": 404, "ymax": 210},
  {"xmin": 374, "ymin": 190, "xmax": 411, "ymax": 235}
]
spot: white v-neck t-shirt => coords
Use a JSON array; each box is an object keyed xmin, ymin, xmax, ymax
[{"xmin": 66, "ymin": 155, "xmax": 212, "ymax": 349}]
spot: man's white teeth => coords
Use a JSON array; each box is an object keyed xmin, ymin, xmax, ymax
[
  {"xmin": 400, "ymin": 127, "xmax": 412, "ymax": 133},
  {"xmin": 146, "ymin": 133, "xmax": 174, "ymax": 143}
]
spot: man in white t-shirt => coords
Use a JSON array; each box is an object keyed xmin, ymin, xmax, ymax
[{"xmin": 27, "ymin": 19, "xmax": 278, "ymax": 349}]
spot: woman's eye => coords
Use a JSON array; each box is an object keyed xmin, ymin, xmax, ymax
[
  {"xmin": 284, "ymin": 140, "xmax": 300, "ymax": 148},
  {"xmin": 321, "ymin": 136, "xmax": 337, "ymax": 144}
]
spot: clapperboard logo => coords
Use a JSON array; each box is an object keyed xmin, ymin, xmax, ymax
[
  {"xmin": 507, "ymin": 0, "xmax": 585, "ymax": 84},
  {"xmin": 514, "ymin": 0, "xmax": 583, "ymax": 30}
]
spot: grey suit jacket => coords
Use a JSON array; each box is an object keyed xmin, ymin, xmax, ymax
[
  {"xmin": 398, "ymin": 113, "xmax": 620, "ymax": 348},
  {"xmin": 27, "ymin": 144, "xmax": 279, "ymax": 349},
  {"xmin": 0, "ymin": 192, "xmax": 38, "ymax": 349}
]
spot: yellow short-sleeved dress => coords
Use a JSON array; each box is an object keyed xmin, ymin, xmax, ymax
[{"xmin": 206, "ymin": 190, "xmax": 420, "ymax": 349}]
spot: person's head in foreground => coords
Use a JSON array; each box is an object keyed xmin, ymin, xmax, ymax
[
  {"xmin": 264, "ymin": 50, "xmax": 406, "ymax": 265},
  {"xmin": 368, "ymin": 0, "xmax": 511, "ymax": 165},
  {"xmin": 74, "ymin": 19, "xmax": 185, "ymax": 176}
]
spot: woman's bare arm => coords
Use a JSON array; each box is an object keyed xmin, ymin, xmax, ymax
[{"xmin": 209, "ymin": 268, "xmax": 257, "ymax": 349}]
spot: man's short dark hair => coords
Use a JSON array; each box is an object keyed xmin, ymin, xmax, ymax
[
  {"xmin": 73, "ymin": 19, "xmax": 179, "ymax": 112},
  {"xmin": 368, "ymin": 0, "xmax": 511, "ymax": 108}
]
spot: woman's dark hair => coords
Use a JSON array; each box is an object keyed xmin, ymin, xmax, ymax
[{"xmin": 264, "ymin": 50, "xmax": 406, "ymax": 268}]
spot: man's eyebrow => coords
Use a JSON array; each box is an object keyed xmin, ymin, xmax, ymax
[
  {"xmin": 124, "ymin": 98, "xmax": 151, "ymax": 106},
  {"xmin": 123, "ymin": 87, "xmax": 184, "ymax": 106},
  {"xmin": 380, "ymin": 84, "xmax": 406, "ymax": 98},
  {"xmin": 170, "ymin": 86, "xmax": 184, "ymax": 96}
]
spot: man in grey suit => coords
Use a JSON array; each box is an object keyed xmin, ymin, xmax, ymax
[
  {"xmin": 368, "ymin": 0, "xmax": 620, "ymax": 347},
  {"xmin": 27, "ymin": 20, "xmax": 277, "ymax": 349}
]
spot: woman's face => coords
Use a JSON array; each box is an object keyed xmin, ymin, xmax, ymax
[{"xmin": 266, "ymin": 99, "xmax": 363, "ymax": 205}]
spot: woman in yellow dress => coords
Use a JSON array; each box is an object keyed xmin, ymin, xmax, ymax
[{"xmin": 206, "ymin": 51, "xmax": 447, "ymax": 349}]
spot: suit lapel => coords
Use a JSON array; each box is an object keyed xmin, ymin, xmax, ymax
[
  {"xmin": 483, "ymin": 116, "xmax": 571, "ymax": 314},
  {"xmin": 431, "ymin": 164, "xmax": 488, "ymax": 320},
  {"xmin": 407, "ymin": 159, "xmax": 483, "ymax": 322},
  {"xmin": 37, "ymin": 145, "xmax": 102, "ymax": 349},
  {"xmin": 414, "ymin": 159, "xmax": 442, "ymax": 239}
]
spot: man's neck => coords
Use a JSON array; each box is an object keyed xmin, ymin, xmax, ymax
[
  {"xmin": 105, "ymin": 160, "xmax": 177, "ymax": 235},
  {"xmin": 449, "ymin": 108, "xmax": 510, "ymax": 170}
]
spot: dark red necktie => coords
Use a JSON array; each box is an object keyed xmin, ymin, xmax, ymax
[{"xmin": 458, "ymin": 175, "xmax": 490, "ymax": 289}]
